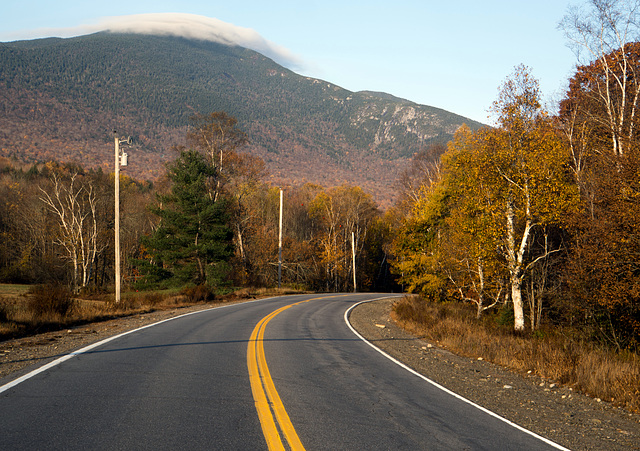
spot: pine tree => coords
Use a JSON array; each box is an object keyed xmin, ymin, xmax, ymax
[{"xmin": 141, "ymin": 150, "xmax": 233, "ymax": 287}]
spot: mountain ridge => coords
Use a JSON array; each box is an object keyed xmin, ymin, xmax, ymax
[{"xmin": 0, "ymin": 32, "xmax": 482, "ymax": 207}]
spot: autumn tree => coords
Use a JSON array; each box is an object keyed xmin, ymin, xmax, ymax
[
  {"xmin": 559, "ymin": 56, "xmax": 640, "ymax": 348},
  {"xmin": 226, "ymin": 185, "xmax": 314, "ymax": 288},
  {"xmin": 309, "ymin": 185, "xmax": 379, "ymax": 292},
  {"xmin": 560, "ymin": 0, "xmax": 640, "ymax": 157},
  {"xmin": 467, "ymin": 66, "xmax": 577, "ymax": 331},
  {"xmin": 392, "ymin": 177, "xmax": 448, "ymax": 299},
  {"xmin": 119, "ymin": 175, "xmax": 156, "ymax": 287},
  {"xmin": 439, "ymin": 191, "xmax": 506, "ymax": 320},
  {"xmin": 223, "ymin": 152, "xmax": 267, "ymax": 278},
  {"xmin": 0, "ymin": 167, "xmax": 54, "ymax": 283},
  {"xmin": 391, "ymin": 146, "xmax": 448, "ymax": 297},
  {"xmin": 560, "ymin": 158, "xmax": 640, "ymax": 349},
  {"xmin": 226, "ymin": 185, "xmax": 280, "ymax": 286},
  {"xmin": 0, "ymin": 161, "xmax": 158, "ymax": 289},
  {"xmin": 393, "ymin": 128, "xmax": 509, "ymax": 318},
  {"xmin": 395, "ymin": 67, "xmax": 578, "ymax": 331},
  {"xmin": 558, "ymin": 0, "xmax": 640, "ymax": 349},
  {"xmin": 186, "ymin": 111, "xmax": 277, "ymax": 285}
]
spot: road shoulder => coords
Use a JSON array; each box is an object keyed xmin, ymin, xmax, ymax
[
  {"xmin": 0, "ymin": 302, "xmax": 232, "ymax": 383},
  {"xmin": 348, "ymin": 298, "xmax": 639, "ymax": 451}
]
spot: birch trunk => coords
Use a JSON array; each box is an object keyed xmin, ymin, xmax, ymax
[
  {"xmin": 511, "ymin": 275, "xmax": 525, "ymax": 332},
  {"xmin": 505, "ymin": 200, "xmax": 529, "ymax": 332}
]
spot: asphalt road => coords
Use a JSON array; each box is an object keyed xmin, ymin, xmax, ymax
[{"xmin": 0, "ymin": 293, "xmax": 567, "ymax": 450}]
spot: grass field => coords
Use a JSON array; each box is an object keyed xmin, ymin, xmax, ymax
[{"xmin": 0, "ymin": 284, "xmax": 32, "ymax": 298}]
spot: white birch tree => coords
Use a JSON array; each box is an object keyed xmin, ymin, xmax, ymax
[
  {"xmin": 39, "ymin": 172, "xmax": 103, "ymax": 289},
  {"xmin": 560, "ymin": 0, "xmax": 640, "ymax": 156},
  {"xmin": 444, "ymin": 66, "xmax": 579, "ymax": 332}
]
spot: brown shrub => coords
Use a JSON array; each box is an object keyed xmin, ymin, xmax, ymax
[
  {"xmin": 27, "ymin": 283, "xmax": 74, "ymax": 319},
  {"xmin": 180, "ymin": 284, "xmax": 215, "ymax": 303},
  {"xmin": 0, "ymin": 299, "xmax": 10, "ymax": 324},
  {"xmin": 141, "ymin": 292, "xmax": 165, "ymax": 306},
  {"xmin": 117, "ymin": 296, "xmax": 143, "ymax": 311}
]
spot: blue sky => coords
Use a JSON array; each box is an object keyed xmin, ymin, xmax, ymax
[{"xmin": 1, "ymin": 1, "xmax": 580, "ymax": 124}]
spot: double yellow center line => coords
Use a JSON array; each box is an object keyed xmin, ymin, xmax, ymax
[{"xmin": 247, "ymin": 301, "xmax": 308, "ymax": 451}]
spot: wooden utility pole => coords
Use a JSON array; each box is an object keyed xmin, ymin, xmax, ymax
[
  {"xmin": 114, "ymin": 132, "xmax": 130, "ymax": 303},
  {"xmin": 114, "ymin": 135, "xmax": 121, "ymax": 303},
  {"xmin": 351, "ymin": 231, "xmax": 357, "ymax": 292},
  {"xmin": 278, "ymin": 188, "xmax": 283, "ymax": 289}
]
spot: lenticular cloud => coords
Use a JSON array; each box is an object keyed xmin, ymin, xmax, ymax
[
  {"xmin": 10, "ymin": 13, "xmax": 303, "ymax": 70},
  {"xmin": 103, "ymin": 14, "xmax": 302, "ymax": 69}
]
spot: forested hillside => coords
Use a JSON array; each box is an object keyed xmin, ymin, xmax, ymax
[
  {"xmin": 0, "ymin": 32, "xmax": 481, "ymax": 206},
  {"xmin": 0, "ymin": 111, "xmax": 396, "ymax": 295}
]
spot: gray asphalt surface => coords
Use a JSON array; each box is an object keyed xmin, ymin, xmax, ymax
[{"xmin": 0, "ymin": 293, "xmax": 565, "ymax": 450}]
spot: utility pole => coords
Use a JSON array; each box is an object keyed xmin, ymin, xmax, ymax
[
  {"xmin": 278, "ymin": 188, "xmax": 283, "ymax": 289},
  {"xmin": 351, "ymin": 231, "xmax": 357, "ymax": 293},
  {"xmin": 114, "ymin": 132, "xmax": 130, "ymax": 303}
]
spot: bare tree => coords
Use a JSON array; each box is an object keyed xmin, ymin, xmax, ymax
[
  {"xmin": 395, "ymin": 143, "xmax": 445, "ymax": 215},
  {"xmin": 310, "ymin": 186, "xmax": 379, "ymax": 292},
  {"xmin": 186, "ymin": 112, "xmax": 248, "ymax": 202},
  {"xmin": 39, "ymin": 172, "xmax": 103, "ymax": 289},
  {"xmin": 443, "ymin": 255, "xmax": 504, "ymax": 320}
]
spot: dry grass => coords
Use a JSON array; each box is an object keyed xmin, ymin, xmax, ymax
[
  {"xmin": 0, "ymin": 289, "xmax": 154, "ymax": 339},
  {"xmin": 0, "ymin": 284, "xmax": 31, "ymax": 298},
  {"xmin": 0, "ymin": 284, "xmax": 307, "ymax": 341},
  {"xmin": 392, "ymin": 295, "xmax": 640, "ymax": 412}
]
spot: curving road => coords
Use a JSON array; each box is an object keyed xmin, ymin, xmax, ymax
[{"xmin": 0, "ymin": 293, "xmax": 567, "ymax": 450}]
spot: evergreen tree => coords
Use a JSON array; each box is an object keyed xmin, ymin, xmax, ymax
[{"xmin": 141, "ymin": 150, "xmax": 233, "ymax": 287}]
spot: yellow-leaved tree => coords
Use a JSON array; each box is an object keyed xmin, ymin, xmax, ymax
[
  {"xmin": 446, "ymin": 66, "xmax": 579, "ymax": 331},
  {"xmin": 394, "ymin": 66, "xmax": 579, "ymax": 331},
  {"xmin": 309, "ymin": 185, "xmax": 378, "ymax": 292}
]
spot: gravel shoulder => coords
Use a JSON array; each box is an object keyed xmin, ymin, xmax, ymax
[
  {"xmin": 349, "ymin": 298, "xmax": 640, "ymax": 451},
  {"xmin": 0, "ymin": 302, "xmax": 231, "ymax": 383},
  {"xmin": 1, "ymin": 296, "xmax": 638, "ymax": 450}
]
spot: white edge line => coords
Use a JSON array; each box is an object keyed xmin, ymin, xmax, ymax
[
  {"xmin": 0, "ymin": 296, "xmax": 281, "ymax": 395},
  {"xmin": 344, "ymin": 297, "xmax": 572, "ymax": 451}
]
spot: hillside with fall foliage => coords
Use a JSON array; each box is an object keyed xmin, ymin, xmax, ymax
[{"xmin": 0, "ymin": 32, "xmax": 482, "ymax": 206}]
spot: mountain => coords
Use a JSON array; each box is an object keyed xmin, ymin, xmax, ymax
[{"xmin": 0, "ymin": 32, "xmax": 483, "ymax": 207}]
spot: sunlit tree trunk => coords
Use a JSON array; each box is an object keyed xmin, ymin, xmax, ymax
[
  {"xmin": 505, "ymin": 200, "xmax": 531, "ymax": 332},
  {"xmin": 39, "ymin": 172, "xmax": 102, "ymax": 290}
]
